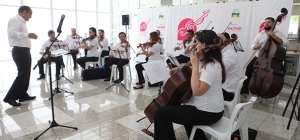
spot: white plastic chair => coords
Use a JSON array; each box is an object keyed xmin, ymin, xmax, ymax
[
  {"xmin": 85, "ymin": 51, "xmax": 102, "ymax": 69},
  {"xmin": 224, "ymin": 76, "xmax": 247, "ymax": 117},
  {"xmin": 189, "ymin": 96, "xmax": 257, "ymax": 140},
  {"xmin": 143, "ymin": 70, "xmax": 149, "ymax": 89},
  {"xmin": 66, "ymin": 54, "xmax": 72, "ymax": 66},
  {"xmin": 110, "ymin": 63, "xmax": 132, "ymax": 83}
]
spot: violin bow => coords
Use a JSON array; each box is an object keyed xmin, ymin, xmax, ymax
[{"xmin": 222, "ymin": 22, "xmax": 232, "ymax": 33}]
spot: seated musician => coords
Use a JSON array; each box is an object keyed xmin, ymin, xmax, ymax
[
  {"xmin": 37, "ymin": 30, "xmax": 63, "ymax": 80},
  {"xmin": 101, "ymin": 32, "xmax": 130, "ymax": 83},
  {"xmin": 75, "ymin": 27, "xmax": 99, "ymax": 69},
  {"xmin": 156, "ymin": 30, "xmax": 164, "ymax": 54},
  {"xmin": 154, "ymin": 30, "xmax": 225, "ymax": 140},
  {"xmin": 97, "ymin": 29, "xmax": 109, "ymax": 57},
  {"xmin": 218, "ymin": 33, "xmax": 239, "ymax": 101},
  {"xmin": 63, "ymin": 28, "xmax": 80, "ymax": 69},
  {"xmin": 166, "ymin": 29, "xmax": 195, "ymax": 67},
  {"xmin": 134, "ymin": 31, "xmax": 162, "ymax": 89}
]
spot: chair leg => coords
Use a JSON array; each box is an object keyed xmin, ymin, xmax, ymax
[
  {"xmin": 240, "ymin": 124, "xmax": 249, "ymax": 140},
  {"xmin": 228, "ymin": 105, "xmax": 233, "ymax": 118},
  {"xmin": 189, "ymin": 127, "xmax": 197, "ymax": 140}
]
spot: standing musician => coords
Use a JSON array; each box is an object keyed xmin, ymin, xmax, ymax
[
  {"xmin": 36, "ymin": 30, "xmax": 63, "ymax": 80},
  {"xmin": 166, "ymin": 29, "xmax": 195, "ymax": 67},
  {"xmin": 101, "ymin": 32, "xmax": 130, "ymax": 83},
  {"xmin": 240, "ymin": 17, "xmax": 287, "ymax": 94},
  {"xmin": 4, "ymin": 5, "xmax": 37, "ymax": 106},
  {"xmin": 64, "ymin": 28, "xmax": 80, "ymax": 69},
  {"xmin": 97, "ymin": 29, "xmax": 109, "ymax": 57},
  {"xmin": 75, "ymin": 27, "xmax": 99, "ymax": 69},
  {"xmin": 134, "ymin": 31, "xmax": 162, "ymax": 89},
  {"xmin": 154, "ymin": 30, "xmax": 225, "ymax": 140},
  {"xmin": 217, "ymin": 33, "xmax": 239, "ymax": 101}
]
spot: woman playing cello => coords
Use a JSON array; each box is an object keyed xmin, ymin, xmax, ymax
[{"xmin": 153, "ymin": 30, "xmax": 225, "ymax": 140}]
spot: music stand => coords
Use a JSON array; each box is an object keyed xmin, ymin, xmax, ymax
[
  {"xmin": 105, "ymin": 47, "xmax": 130, "ymax": 92},
  {"xmin": 282, "ymin": 72, "xmax": 300, "ymax": 129},
  {"xmin": 35, "ymin": 32, "xmax": 77, "ymax": 140},
  {"xmin": 166, "ymin": 52, "xmax": 181, "ymax": 66}
]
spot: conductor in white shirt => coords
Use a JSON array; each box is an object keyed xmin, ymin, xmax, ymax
[
  {"xmin": 36, "ymin": 30, "xmax": 63, "ymax": 80},
  {"xmin": 4, "ymin": 6, "xmax": 37, "ymax": 106}
]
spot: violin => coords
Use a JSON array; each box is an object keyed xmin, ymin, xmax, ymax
[
  {"xmin": 137, "ymin": 41, "xmax": 157, "ymax": 48},
  {"xmin": 82, "ymin": 36, "xmax": 96, "ymax": 43}
]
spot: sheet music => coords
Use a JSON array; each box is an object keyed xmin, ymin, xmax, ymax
[
  {"xmin": 166, "ymin": 53, "xmax": 180, "ymax": 66},
  {"xmin": 142, "ymin": 60, "xmax": 170, "ymax": 84},
  {"xmin": 51, "ymin": 49, "xmax": 69, "ymax": 57}
]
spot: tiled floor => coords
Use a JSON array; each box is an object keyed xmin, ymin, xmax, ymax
[{"xmin": 0, "ymin": 57, "xmax": 299, "ymax": 140}]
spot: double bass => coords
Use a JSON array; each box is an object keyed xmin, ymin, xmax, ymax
[
  {"xmin": 249, "ymin": 8, "xmax": 288, "ymax": 98},
  {"xmin": 143, "ymin": 36, "xmax": 223, "ymax": 123}
]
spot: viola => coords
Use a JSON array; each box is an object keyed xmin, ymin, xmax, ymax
[
  {"xmin": 137, "ymin": 41, "xmax": 157, "ymax": 48},
  {"xmin": 249, "ymin": 8, "xmax": 288, "ymax": 98},
  {"xmin": 144, "ymin": 36, "xmax": 223, "ymax": 123}
]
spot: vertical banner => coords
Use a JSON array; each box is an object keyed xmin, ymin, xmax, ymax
[
  {"xmin": 152, "ymin": 6, "xmax": 169, "ymax": 43},
  {"xmin": 136, "ymin": 8, "xmax": 153, "ymax": 62},
  {"xmin": 164, "ymin": 5, "xmax": 193, "ymax": 56},
  {"xmin": 193, "ymin": 3, "xmax": 220, "ymax": 32},
  {"xmin": 217, "ymin": 2, "xmax": 253, "ymax": 76}
]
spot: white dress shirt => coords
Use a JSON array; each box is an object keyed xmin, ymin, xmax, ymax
[
  {"xmin": 251, "ymin": 29, "xmax": 287, "ymax": 57},
  {"xmin": 221, "ymin": 44, "xmax": 240, "ymax": 93},
  {"xmin": 110, "ymin": 42, "xmax": 131, "ymax": 59},
  {"xmin": 40, "ymin": 40, "xmax": 58, "ymax": 53},
  {"xmin": 179, "ymin": 39, "xmax": 194, "ymax": 57},
  {"xmin": 185, "ymin": 61, "xmax": 224, "ymax": 113},
  {"xmin": 64, "ymin": 34, "xmax": 80, "ymax": 50},
  {"xmin": 7, "ymin": 15, "xmax": 31, "ymax": 48},
  {"xmin": 98, "ymin": 37, "xmax": 109, "ymax": 51}
]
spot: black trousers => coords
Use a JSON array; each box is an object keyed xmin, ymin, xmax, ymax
[
  {"xmin": 69, "ymin": 50, "xmax": 79, "ymax": 67},
  {"xmin": 222, "ymin": 88, "xmax": 234, "ymax": 101},
  {"xmin": 37, "ymin": 56, "xmax": 63, "ymax": 76},
  {"xmin": 5, "ymin": 47, "xmax": 32, "ymax": 100},
  {"xmin": 101, "ymin": 50, "xmax": 109, "ymax": 57},
  {"xmin": 76, "ymin": 56, "xmax": 98, "ymax": 69},
  {"xmin": 166, "ymin": 54, "xmax": 190, "ymax": 67},
  {"xmin": 154, "ymin": 105, "xmax": 224, "ymax": 140},
  {"xmin": 135, "ymin": 62, "xmax": 146, "ymax": 84},
  {"xmin": 104, "ymin": 58, "xmax": 129, "ymax": 81},
  {"xmin": 241, "ymin": 57, "xmax": 257, "ymax": 94},
  {"xmin": 84, "ymin": 48, "xmax": 87, "ymax": 57}
]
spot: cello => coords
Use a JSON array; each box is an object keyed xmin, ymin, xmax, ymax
[
  {"xmin": 249, "ymin": 8, "xmax": 288, "ymax": 98},
  {"xmin": 143, "ymin": 36, "xmax": 223, "ymax": 123}
]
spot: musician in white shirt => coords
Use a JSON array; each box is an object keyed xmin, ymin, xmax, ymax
[
  {"xmin": 4, "ymin": 5, "xmax": 38, "ymax": 106},
  {"xmin": 218, "ymin": 33, "xmax": 239, "ymax": 101},
  {"xmin": 36, "ymin": 30, "xmax": 63, "ymax": 80},
  {"xmin": 134, "ymin": 31, "xmax": 162, "ymax": 89},
  {"xmin": 101, "ymin": 32, "xmax": 130, "ymax": 83},
  {"xmin": 75, "ymin": 27, "xmax": 99, "ymax": 69},
  {"xmin": 97, "ymin": 29, "xmax": 109, "ymax": 57},
  {"xmin": 166, "ymin": 29, "xmax": 195, "ymax": 67},
  {"xmin": 63, "ymin": 28, "xmax": 80, "ymax": 69},
  {"xmin": 241, "ymin": 17, "xmax": 287, "ymax": 94}
]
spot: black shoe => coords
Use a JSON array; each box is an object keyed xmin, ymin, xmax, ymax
[
  {"xmin": 133, "ymin": 85, "xmax": 144, "ymax": 89},
  {"xmin": 104, "ymin": 78, "xmax": 110, "ymax": 82},
  {"xmin": 113, "ymin": 79, "xmax": 123, "ymax": 83},
  {"xmin": 37, "ymin": 74, "xmax": 45, "ymax": 80},
  {"xmin": 19, "ymin": 96, "xmax": 36, "ymax": 102},
  {"xmin": 3, "ymin": 98, "xmax": 21, "ymax": 106}
]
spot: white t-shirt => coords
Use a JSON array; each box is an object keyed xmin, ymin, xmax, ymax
[
  {"xmin": 185, "ymin": 61, "xmax": 224, "ymax": 113},
  {"xmin": 64, "ymin": 34, "xmax": 80, "ymax": 50},
  {"xmin": 98, "ymin": 37, "xmax": 109, "ymax": 51},
  {"xmin": 40, "ymin": 39, "xmax": 58, "ymax": 52},
  {"xmin": 148, "ymin": 43, "xmax": 162, "ymax": 62},
  {"xmin": 251, "ymin": 29, "xmax": 287, "ymax": 57},
  {"xmin": 86, "ymin": 37, "xmax": 99, "ymax": 57},
  {"xmin": 221, "ymin": 44, "xmax": 240, "ymax": 93}
]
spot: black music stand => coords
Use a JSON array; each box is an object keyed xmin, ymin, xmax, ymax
[
  {"xmin": 105, "ymin": 49, "xmax": 130, "ymax": 92},
  {"xmin": 282, "ymin": 72, "xmax": 300, "ymax": 129},
  {"xmin": 34, "ymin": 32, "xmax": 77, "ymax": 140}
]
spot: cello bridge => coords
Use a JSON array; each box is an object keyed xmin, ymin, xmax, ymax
[{"xmin": 254, "ymin": 65, "xmax": 267, "ymax": 71}]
